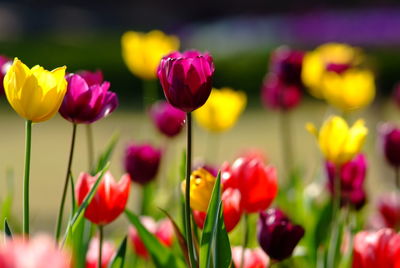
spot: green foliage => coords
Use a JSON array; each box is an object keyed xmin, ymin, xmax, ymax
[{"xmin": 108, "ymin": 236, "xmax": 128, "ymax": 268}]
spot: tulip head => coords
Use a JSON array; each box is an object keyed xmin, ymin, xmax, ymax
[
  {"xmin": 181, "ymin": 168, "xmax": 216, "ymax": 212},
  {"xmin": 0, "ymin": 55, "xmax": 11, "ymax": 94},
  {"xmin": 231, "ymin": 246, "xmax": 269, "ymax": 268},
  {"xmin": 59, "ymin": 74, "xmax": 118, "ymax": 124},
  {"xmin": 257, "ymin": 208, "xmax": 305, "ymax": 261},
  {"xmin": 76, "ymin": 69, "xmax": 104, "ymax": 86},
  {"xmin": 194, "ymin": 87, "xmax": 247, "ymax": 132},
  {"xmin": 149, "ymin": 100, "xmax": 186, "ymax": 137},
  {"xmin": 86, "ymin": 237, "xmax": 116, "ymax": 268},
  {"xmin": 124, "ymin": 143, "xmax": 162, "ymax": 185},
  {"xmin": 75, "ymin": 172, "xmax": 130, "ymax": 225},
  {"xmin": 307, "ymin": 116, "xmax": 368, "ymax": 165},
  {"xmin": 379, "ymin": 123, "xmax": 400, "ymax": 168},
  {"xmin": 158, "ymin": 50, "xmax": 215, "ymax": 112},
  {"xmin": 3, "ymin": 58, "xmax": 67, "ymax": 122},
  {"xmin": 122, "ymin": 30, "xmax": 179, "ymax": 80},
  {"xmin": 270, "ymin": 46, "xmax": 304, "ymax": 87},
  {"xmin": 374, "ymin": 193, "xmax": 400, "ymax": 229}
]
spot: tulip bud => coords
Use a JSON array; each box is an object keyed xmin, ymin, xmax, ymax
[
  {"xmin": 257, "ymin": 208, "xmax": 305, "ymax": 261},
  {"xmin": 86, "ymin": 237, "xmax": 116, "ymax": 268},
  {"xmin": 269, "ymin": 46, "xmax": 304, "ymax": 87},
  {"xmin": 157, "ymin": 50, "xmax": 215, "ymax": 112},
  {"xmin": 0, "ymin": 55, "xmax": 11, "ymax": 94},
  {"xmin": 149, "ymin": 100, "xmax": 186, "ymax": 138},
  {"xmin": 379, "ymin": 123, "xmax": 400, "ymax": 167},
  {"xmin": 231, "ymin": 246, "xmax": 269, "ymax": 268},
  {"xmin": 124, "ymin": 143, "xmax": 162, "ymax": 185},
  {"xmin": 76, "ymin": 70, "xmax": 104, "ymax": 86}
]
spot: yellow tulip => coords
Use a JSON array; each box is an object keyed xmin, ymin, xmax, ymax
[
  {"xmin": 121, "ymin": 30, "xmax": 179, "ymax": 80},
  {"xmin": 181, "ymin": 168, "xmax": 216, "ymax": 212},
  {"xmin": 307, "ymin": 116, "xmax": 368, "ymax": 165},
  {"xmin": 3, "ymin": 58, "xmax": 67, "ymax": 123},
  {"xmin": 322, "ymin": 69, "xmax": 375, "ymax": 112},
  {"xmin": 193, "ymin": 88, "xmax": 247, "ymax": 133}
]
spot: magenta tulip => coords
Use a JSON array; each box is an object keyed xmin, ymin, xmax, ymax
[
  {"xmin": 76, "ymin": 70, "xmax": 104, "ymax": 86},
  {"xmin": 149, "ymin": 100, "xmax": 186, "ymax": 137}
]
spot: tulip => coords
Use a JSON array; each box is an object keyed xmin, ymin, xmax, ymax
[
  {"xmin": 76, "ymin": 69, "xmax": 104, "ymax": 86},
  {"xmin": 0, "ymin": 55, "xmax": 11, "ymax": 94},
  {"xmin": 269, "ymin": 46, "xmax": 304, "ymax": 87},
  {"xmin": 231, "ymin": 246, "xmax": 269, "ymax": 268},
  {"xmin": 221, "ymin": 157, "xmax": 278, "ymax": 213},
  {"xmin": 124, "ymin": 143, "xmax": 162, "ymax": 185},
  {"xmin": 59, "ymin": 74, "xmax": 118, "ymax": 124},
  {"xmin": 379, "ymin": 123, "xmax": 400, "ymax": 168},
  {"xmin": 149, "ymin": 100, "xmax": 186, "ymax": 138},
  {"xmin": 257, "ymin": 208, "xmax": 305, "ymax": 261},
  {"xmin": 0, "ymin": 234, "xmax": 71, "ymax": 268},
  {"xmin": 325, "ymin": 154, "xmax": 367, "ymax": 210},
  {"xmin": 193, "ymin": 187, "xmax": 242, "ymax": 232},
  {"xmin": 193, "ymin": 87, "xmax": 247, "ymax": 132},
  {"xmin": 121, "ymin": 30, "xmax": 179, "ymax": 80},
  {"xmin": 86, "ymin": 237, "xmax": 116, "ymax": 268},
  {"xmin": 129, "ymin": 216, "xmax": 174, "ymax": 259},
  {"xmin": 371, "ymin": 193, "xmax": 400, "ymax": 230},
  {"xmin": 353, "ymin": 228, "xmax": 400, "ymax": 268},
  {"xmin": 307, "ymin": 116, "xmax": 368, "ymax": 165},
  {"xmin": 157, "ymin": 50, "xmax": 215, "ymax": 112},
  {"xmin": 3, "ymin": 58, "xmax": 67, "ymax": 122},
  {"xmin": 181, "ymin": 168, "xmax": 216, "ymax": 212},
  {"xmin": 75, "ymin": 171, "xmax": 130, "ymax": 225}
]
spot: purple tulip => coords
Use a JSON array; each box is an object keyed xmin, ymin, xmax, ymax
[
  {"xmin": 149, "ymin": 100, "xmax": 186, "ymax": 138},
  {"xmin": 76, "ymin": 70, "xmax": 104, "ymax": 86},
  {"xmin": 325, "ymin": 154, "xmax": 367, "ymax": 210},
  {"xmin": 379, "ymin": 123, "xmax": 400, "ymax": 167},
  {"xmin": 124, "ymin": 143, "xmax": 162, "ymax": 185},
  {"xmin": 59, "ymin": 74, "xmax": 118, "ymax": 124},
  {"xmin": 257, "ymin": 208, "xmax": 305, "ymax": 261},
  {"xmin": 0, "ymin": 55, "xmax": 11, "ymax": 94},
  {"xmin": 269, "ymin": 46, "xmax": 304, "ymax": 86},
  {"xmin": 157, "ymin": 50, "xmax": 215, "ymax": 112}
]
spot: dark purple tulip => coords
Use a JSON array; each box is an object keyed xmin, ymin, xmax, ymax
[
  {"xmin": 261, "ymin": 74, "xmax": 301, "ymax": 111},
  {"xmin": 124, "ymin": 143, "xmax": 162, "ymax": 185},
  {"xmin": 59, "ymin": 74, "xmax": 118, "ymax": 124},
  {"xmin": 257, "ymin": 208, "xmax": 305, "ymax": 261},
  {"xmin": 149, "ymin": 100, "xmax": 186, "ymax": 138},
  {"xmin": 76, "ymin": 70, "xmax": 104, "ymax": 86},
  {"xmin": 0, "ymin": 55, "xmax": 11, "ymax": 94},
  {"xmin": 379, "ymin": 123, "xmax": 400, "ymax": 167},
  {"xmin": 269, "ymin": 46, "xmax": 304, "ymax": 86},
  {"xmin": 325, "ymin": 154, "xmax": 367, "ymax": 210},
  {"xmin": 157, "ymin": 50, "xmax": 215, "ymax": 112}
]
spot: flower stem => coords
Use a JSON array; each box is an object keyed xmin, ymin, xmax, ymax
[
  {"xmin": 23, "ymin": 120, "xmax": 32, "ymax": 238},
  {"xmin": 86, "ymin": 124, "xmax": 94, "ymax": 171},
  {"xmin": 240, "ymin": 214, "xmax": 249, "ymax": 268},
  {"xmin": 140, "ymin": 182, "xmax": 153, "ymax": 215},
  {"xmin": 185, "ymin": 112, "xmax": 197, "ymax": 268},
  {"xmin": 98, "ymin": 225, "xmax": 103, "ymax": 268},
  {"xmin": 55, "ymin": 123, "xmax": 77, "ymax": 242}
]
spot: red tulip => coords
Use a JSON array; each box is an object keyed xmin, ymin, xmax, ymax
[
  {"xmin": 76, "ymin": 171, "xmax": 131, "ymax": 225},
  {"xmin": 86, "ymin": 237, "xmax": 116, "ymax": 268},
  {"xmin": 370, "ymin": 192, "xmax": 400, "ymax": 230},
  {"xmin": 353, "ymin": 228, "xmax": 400, "ymax": 268},
  {"xmin": 129, "ymin": 217, "xmax": 174, "ymax": 259},
  {"xmin": 231, "ymin": 246, "xmax": 269, "ymax": 268}
]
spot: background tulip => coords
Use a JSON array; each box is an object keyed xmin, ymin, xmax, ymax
[
  {"xmin": 370, "ymin": 193, "xmax": 400, "ymax": 230},
  {"xmin": 86, "ymin": 237, "xmax": 116, "ymax": 268},
  {"xmin": 76, "ymin": 171, "xmax": 131, "ymax": 225},
  {"xmin": 0, "ymin": 55, "xmax": 11, "ymax": 94},
  {"xmin": 194, "ymin": 87, "xmax": 247, "ymax": 132},
  {"xmin": 157, "ymin": 50, "xmax": 215, "ymax": 112},
  {"xmin": 149, "ymin": 100, "xmax": 186, "ymax": 137},
  {"xmin": 231, "ymin": 246, "xmax": 269, "ymax": 268},
  {"xmin": 3, "ymin": 58, "xmax": 67, "ymax": 122},
  {"xmin": 59, "ymin": 74, "xmax": 118, "ymax": 124},
  {"xmin": 124, "ymin": 143, "xmax": 162, "ymax": 185},
  {"xmin": 269, "ymin": 46, "xmax": 304, "ymax": 87},
  {"xmin": 379, "ymin": 123, "xmax": 400, "ymax": 168},
  {"xmin": 257, "ymin": 208, "xmax": 305, "ymax": 261}
]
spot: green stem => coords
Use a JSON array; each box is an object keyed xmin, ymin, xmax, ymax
[
  {"xmin": 185, "ymin": 112, "xmax": 197, "ymax": 268},
  {"xmin": 23, "ymin": 120, "xmax": 32, "ymax": 238},
  {"xmin": 143, "ymin": 79, "xmax": 158, "ymax": 108},
  {"xmin": 86, "ymin": 124, "xmax": 94, "ymax": 172},
  {"xmin": 240, "ymin": 214, "xmax": 249, "ymax": 268},
  {"xmin": 279, "ymin": 111, "xmax": 293, "ymax": 176},
  {"xmin": 55, "ymin": 123, "xmax": 77, "ymax": 242},
  {"xmin": 140, "ymin": 183, "xmax": 153, "ymax": 215},
  {"xmin": 98, "ymin": 225, "xmax": 103, "ymax": 268}
]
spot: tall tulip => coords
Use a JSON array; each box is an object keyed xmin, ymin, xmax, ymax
[
  {"xmin": 149, "ymin": 100, "xmax": 186, "ymax": 138},
  {"xmin": 3, "ymin": 58, "xmax": 67, "ymax": 237}
]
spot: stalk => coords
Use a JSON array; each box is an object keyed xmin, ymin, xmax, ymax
[{"xmin": 23, "ymin": 120, "xmax": 32, "ymax": 238}]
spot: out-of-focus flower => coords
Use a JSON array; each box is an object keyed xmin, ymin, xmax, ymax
[
  {"xmin": 86, "ymin": 237, "xmax": 116, "ymax": 268},
  {"xmin": 158, "ymin": 50, "xmax": 215, "ymax": 112},
  {"xmin": 307, "ymin": 116, "xmax": 368, "ymax": 165},
  {"xmin": 322, "ymin": 69, "xmax": 375, "ymax": 112},
  {"xmin": 231, "ymin": 246, "xmax": 269, "ymax": 268},
  {"xmin": 0, "ymin": 234, "xmax": 71, "ymax": 268},
  {"xmin": 379, "ymin": 123, "xmax": 400, "ymax": 168},
  {"xmin": 76, "ymin": 70, "xmax": 104, "ymax": 86},
  {"xmin": 3, "ymin": 58, "xmax": 67, "ymax": 122},
  {"xmin": 59, "ymin": 74, "xmax": 118, "ymax": 124},
  {"xmin": 76, "ymin": 171, "xmax": 130, "ymax": 225},
  {"xmin": 129, "ymin": 216, "xmax": 174, "ymax": 259},
  {"xmin": 221, "ymin": 157, "xmax": 278, "ymax": 213},
  {"xmin": 193, "ymin": 187, "xmax": 242, "ymax": 232},
  {"xmin": 325, "ymin": 154, "xmax": 367, "ymax": 210},
  {"xmin": 0, "ymin": 55, "xmax": 11, "ymax": 94},
  {"xmin": 353, "ymin": 228, "xmax": 400, "ymax": 268},
  {"xmin": 121, "ymin": 30, "xmax": 179, "ymax": 80},
  {"xmin": 301, "ymin": 43, "xmax": 361, "ymax": 99},
  {"xmin": 370, "ymin": 193, "xmax": 400, "ymax": 230},
  {"xmin": 257, "ymin": 208, "xmax": 305, "ymax": 261},
  {"xmin": 181, "ymin": 168, "xmax": 216, "ymax": 212},
  {"xmin": 194, "ymin": 87, "xmax": 247, "ymax": 132},
  {"xmin": 149, "ymin": 100, "xmax": 186, "ymax": 138},
  {"xmin": 124, "ymin": 143, "xmax": 162, "ymax": 185},
  {"xmin": 261, "ymin": 74, "xmax": 301, "ymax": 111},
  {"xmin": 269, "ymin": 46, "xmax": 304, "ymax": 87}
]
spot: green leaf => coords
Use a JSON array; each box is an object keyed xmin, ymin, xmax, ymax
[
  {"xmin": 92, "ymin": 132, "xmax": 119, "ymax": 175},
  {"xmin": 200, "ymin": 173, "xmax": 232, "ymax": 268},
  {"xmin": 108, "ymin": 236, "xmax": 127, "ymax": 268},
  {"xmin": 4, "ymin": 218, "xmax": 12, "ymax": 238},
  {"xmin": 124, "ymin": 209, "xmax": 185, "ymax": 268},
  {"xmin": 0, "ymin": 169, "xmax": 14, "ymax": 231}
]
